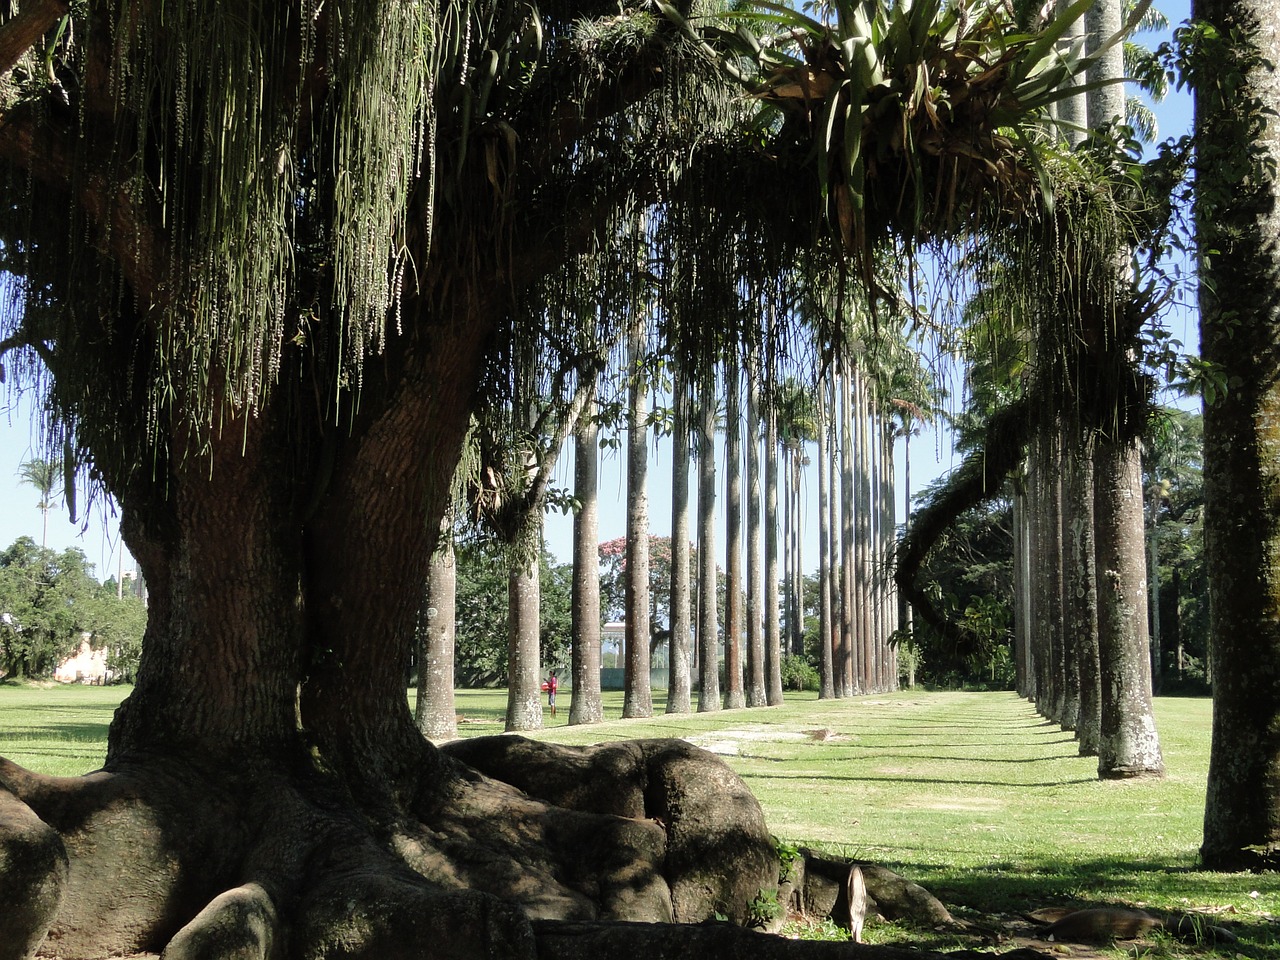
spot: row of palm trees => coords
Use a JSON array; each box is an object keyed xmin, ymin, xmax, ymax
[
  {"xmin": 414, "ymin": 309, "xmax": 922, "ymax": 736},
  {"xmin": 1008, "ymin": 0, "xmax": 1164, "ymax": 780}
]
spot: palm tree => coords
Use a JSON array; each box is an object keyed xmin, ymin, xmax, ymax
[
  {"xmin": 722, "ymin": 359, "xmax": 746, "ymax": 708},
  {"xmin": 696, "ymin": 368, "xmax": 720, "ymax": 712},
  {"xmin": 764, "ymin": 364, "xmax": 784, "ymax": 705},
  {"xmin": 416, "ymin": 515, "xmax": 458, "ymax": 741},
  {"xmin": 1087, "ymin": 0, "xmax": 1163, "ymax": 779},
  {"xmin": 570, "ymin": 391, "xmax": 604, "ymax": 725},
  {"xmin": 667, "ymin": 369, "xmax": 694, "ymax": 715},
  {"xmin": 18, "ymin": 457, "xmax": 61, "ymax": 549},
  {"xmin": 744, "ymin": 354, "xmax": 767, "ymax": 707},
  {"xmin": 623, "ymin": 317, "xmax": 652, "ymax": 719},
  {"xmin": 816, "ymin": 375, "xmax": 836, "ymax": 698}
]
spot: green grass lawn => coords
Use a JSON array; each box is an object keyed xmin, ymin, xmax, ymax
[{"xmin": 3, "ymin": 682, "xmax": 1277, "ymax": 956}]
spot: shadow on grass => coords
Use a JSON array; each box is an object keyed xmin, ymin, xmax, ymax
[
  {"xmin": 899, "ymin": 856, "xmax": 1280, "ymax": 957},
  {"xmin": 1, "ymin": 720, "xmax": 111, "ymax": 741},
  {"xmin": 743, "ymin": 770, "xmax": 1097, "ymax": 788}
]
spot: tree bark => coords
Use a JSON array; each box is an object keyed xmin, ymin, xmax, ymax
[{"xmin": 1195, "ymin": 0, "xmax": 1280, "ymax": 871}]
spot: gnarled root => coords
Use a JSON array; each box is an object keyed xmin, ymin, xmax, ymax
[
  {"xmin": 0, "ymin": 782, "xmax": 68, "ymax": 960},
  {"xmin": 442, "ymin": 736, "xmax": 778, "ymax": 924},
  {"xmin": 162, "ymin": 883, "xmax": 280, "ymax": 960},
  {"xmin": 0, "ymin": 735, "xmax": 783, "ymax": 960}
]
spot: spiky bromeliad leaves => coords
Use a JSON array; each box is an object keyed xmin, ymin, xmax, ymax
[{"xmin": 660, "ymin": 0, "xmax": 1151, "ymax": 289}]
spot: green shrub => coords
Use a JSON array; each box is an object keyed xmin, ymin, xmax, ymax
[{"xmin": 780, "ymin": 654, "xmax": 819, "ymax": 692}]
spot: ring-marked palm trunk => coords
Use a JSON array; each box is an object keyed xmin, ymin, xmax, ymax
[
  {"xmin": 571, "ymin": 392, "xmax": 604, "ymax": 725},
  {"xmin": 624, "ymin": 321, "xmax": 653, "ymax": 719},
  {"xmin": 745, "ymin": 359, "xmax": 768, "ymax": 707},
  {"xmin": 697, "ymin": 370, "xmax": 721, "ymax": 712},
  {"xmin": 724, "ymin": 360, "xmax": 746, "ymax": 708},
  {"xmin": 668, "ymin": 371, "xmax": 695, "ymax": 714},
  {"xmin": 416, "ymin": 515, "xmax": 458, "ymax": 740},
  {"xmin": 1088, "ymin": 0, "xmax": 1163, "ymax": 779}
]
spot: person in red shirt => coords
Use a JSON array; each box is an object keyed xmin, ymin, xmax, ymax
[{"xmin": 546, "ymin": 670, "xmax": 559, "ymax": 717}]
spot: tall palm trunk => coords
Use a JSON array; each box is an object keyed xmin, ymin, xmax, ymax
[
  {"xmin": 855, "ymin": 370, "xmax": 874, "ymax": 694},
  {"xmin": 1012, "ymin": 486, "xmax": 1029, "ymax": 698},
  {"xmin": 1196, "ymin": 0, "xmax": 1280, "ymax": 868},
  {"xmin": 723, "ymin": 360, "xmax": 746, "ymax": 709},
  {"xmin": 1065, "ymin": 435, "xmax": 1102, "ymax": 754},
  {"xmin": 416, "ymin": 516, "xmax": 457, "ymax": 740},
  {"xmin": 789, "ymin": 447, "xmax": 804, "ymax": 657},
  {"xmin": 840, "ymin": 367, "xmax": 857, "ymax": 696},
  {"xmin": 1043, "ymin": 430, "xmax": 1065, "ymax": 724},
  {"xmin": 1056, "ymin": 0, "xmax": 1093, "ymax": 736},
  {"xmin": 1088, "ymin": 0, "xmax": 1162, "ymax": 779},
  {"xmin": 1094, "ymin": 439, "xmax": 1163, "ymax": 777},
  {"xmin": 506, "ymin": 542, "xmax": 543, "ymax": 731},
  {"xmin": 624, "ymin": 323, "xmax": 652, "ymax": 719},
  {"xmin": 570, "ymin": 394, "xmax": 605, "ymax": 725},
  {"xmin": 817, "ymin": 377, "xmax": 836, "ymax": 699},
  {"xmin": 830, "ymin": 390, "xmax": 846, "ymax": 694},
  {"xmin": 880, "ymin": 416, "xmax": 898, "ymax": 691},
  {"xmin": 667, "ymin": 371, "xmax": 694, "ymax": 714},
  {"xmin": 765, "ymin": 382, "xmax": 784, "ymax": 704},
  {"xmin": 745, "ymin": 361, "xmax": 767, "ymax": 707},
  {"xmin": 697, "ymin": 370, "xmax": 721, "ymax": 712}
]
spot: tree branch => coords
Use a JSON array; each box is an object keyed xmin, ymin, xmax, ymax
[{"xmin": 894, "ymin": 395, "xmax": 1035, "ymax": 659}]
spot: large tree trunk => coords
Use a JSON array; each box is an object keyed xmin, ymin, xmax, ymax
[
  {"xmin": 417, "ymin": 518, "xmax": 458, "ymax": 741},
  {"xmin": 571, "ymin": 396, "xmax": 605, "ymax": 726},
  {"xmin": 1195, "ymin": 0, "xmax": 1280, "ymax": 871},
  {"xmin": 724, "ymin": 360, "xmax": 746, "ymax": 709},
  {"xmin": 668, "ymin": 374, "xmax": 695, "ymax": 715}
]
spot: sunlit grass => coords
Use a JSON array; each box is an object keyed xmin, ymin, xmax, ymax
[{"xmin": 2, "ymin": 682, "xmax": 1276, "ymax": 956}]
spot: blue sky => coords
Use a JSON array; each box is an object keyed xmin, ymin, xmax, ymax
[{"xmin": 0, "ymin": 0, "xmax": 1196, "ymax": 579}]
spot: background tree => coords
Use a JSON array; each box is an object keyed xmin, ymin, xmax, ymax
[
  {"xmin": 0, "ymin": 538, "xmax": 118, "ymax": 679},
  {"xmin": 16, "ymin": 457, "xmax": 61, "ymax": 549}
]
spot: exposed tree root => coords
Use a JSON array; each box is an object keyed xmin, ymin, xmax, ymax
[
  {"xmin": 0, "ymin": 782, "xmax": 67, "ymax": 960},
  {"xmin": 0, "ymin": 736, "xmax": 781, "ymax": 959},
  {"xmin": 1, "ymin": 738, "xmax": 1062, "ymax": 960}
]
